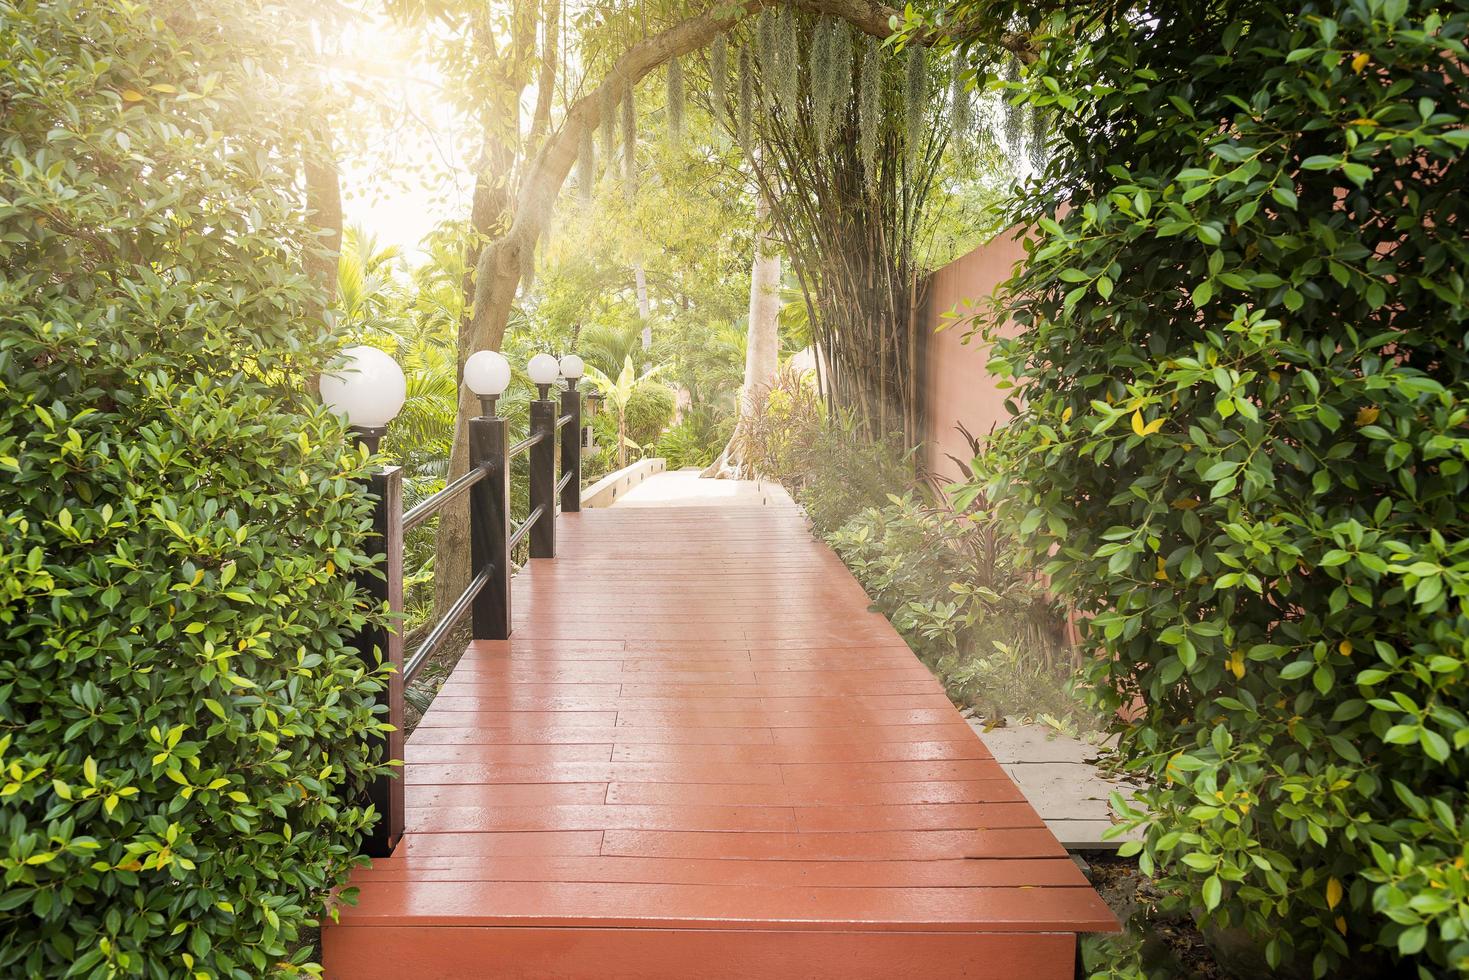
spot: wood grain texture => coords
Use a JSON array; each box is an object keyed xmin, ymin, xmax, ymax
[{"xmin": 324, "ymin": 503, "xmax": 1116, "ymax": 977}]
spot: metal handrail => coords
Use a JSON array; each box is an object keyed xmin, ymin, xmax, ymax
[
  {"xmin": 508, "ymin": 430, "xmax": 545, "ymax": 458},
  {"xmin": 351, "ymin": 384, "xmax": 583, "ymax": 858},
  {"xmin": 508, "ymin": 504, "xmax": 545, "ymax": 551},
  {"xmin": 403, "ymin": 564, "xmax": 491, "ymax": 683},
  {"xmin": 402, "ymin": 466, "xmax": 488, "ymax": 534}
]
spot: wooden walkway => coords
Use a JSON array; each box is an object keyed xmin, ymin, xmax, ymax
[{"xmin": 323, "ymin": 498, "xmax": 1115, "ymax": 978}]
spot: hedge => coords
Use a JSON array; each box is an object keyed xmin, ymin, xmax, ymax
[
  {"xmin": 935, "ymin": 0, "xmax": 1469, "ymax": 975},
  {"xmin": 0, "ymin": 1, "xmax": 386, "ymax": 975}
]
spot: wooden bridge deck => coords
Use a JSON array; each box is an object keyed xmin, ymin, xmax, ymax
[{"xmin": 324, "ymin": 499, "xmax": 1115, "ymax": 978}]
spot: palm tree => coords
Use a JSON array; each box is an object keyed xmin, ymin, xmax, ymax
[
  {"xmin": 584, "ymin": 355, "xmax": 666, "ymax": 469},
  {"xmin": 578, "ymin": 320, "xmax": 646, "ymax": 378}
]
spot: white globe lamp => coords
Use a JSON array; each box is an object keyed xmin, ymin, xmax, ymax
[
  {"xmin": 320, "ymin": 345, "xmax": 406, "ymax": 453},
  {"xmin": 526, "ymin": 353, "xmax": 560, "ymax": 399},
  {"xmin": 464, "ymin": 349, "xmax": 512, "ymax": 416},
  {"xmin": 558, "ymin": 353, "xmax": 585, "ymax": 388}
]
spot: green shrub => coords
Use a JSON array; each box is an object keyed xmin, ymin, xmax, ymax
[
  {"xmin": 940, "ymin": 1, "xmax": 1469, "ymax": 974},
  {"xmin": 654, "ymin": 412, "xmax": 732, "ymax": 469},
  {"xmin": 624, "ymin": 381, "xmax": 677, "ymax": 448},
  {"xmin": 0, "ymin": 2, "xmax": 385, "ymax": 974},
  {"xmin": 737, "ymin": 369, "xmax": 912, "ymax": 533},
  {"xmin": 825, "ymin": 493, "xmax": 1081, "ymax": 722}
]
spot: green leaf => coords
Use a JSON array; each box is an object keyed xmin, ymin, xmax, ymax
[{"xmin": 1202, "ymin": 875, "xmax": 1223, "ymax": 911}]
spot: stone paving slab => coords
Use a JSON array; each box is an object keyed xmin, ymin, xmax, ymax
[{"xmin": 968, "ymin": 722, "xmax": 1144, "ymax": 850}]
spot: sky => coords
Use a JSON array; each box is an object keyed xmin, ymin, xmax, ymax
[{"xmin": 331, "ymin": 14, "xmax": 470, "ymax": 264}]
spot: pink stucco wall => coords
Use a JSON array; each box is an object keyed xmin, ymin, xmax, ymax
[{"xmin": 919, "ymin": 225, "xmax": 1029, "ymax": 481}]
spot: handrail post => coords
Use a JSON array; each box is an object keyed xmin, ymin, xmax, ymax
[
  {"xmin": 529, "ymin": 395, "xmax": 557, "ymax": 559},
  {"xmin": 357, "ymin": 462, "xmax": 404, "ymax": 858},
  {"xmin": 560, "ymin": 382, "xmax": 582, "ymax": 513},
  {"xmin": 470, "ymin": 411, "xmax": 511, "ymax": 641}
]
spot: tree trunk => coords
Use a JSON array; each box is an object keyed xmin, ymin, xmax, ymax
[
  {"xmin": 635, "ymin": 262, "xmax": 652, "ymax": 348},
  {"xmin": 741, "ymin": 191, "xmax": 782, "ymax": 414},
  {"xmin": 705, "ymin": 188, "xmax": 781, "ymax": 478},
  {"xmin": 303, "ymin": 148, "xmax": 342, "ymax": 313}
]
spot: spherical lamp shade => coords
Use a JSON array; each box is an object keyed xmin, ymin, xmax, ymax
[
  {"xmin": 558, "ymin": 353, "xmax": 585, "ymax": 379},
  {"xmin": 526, "ymin": 353, "xmax": 561, "ymax": 386},
  {"xmin": 464, "ymin": 350, "xmax": 512, "ymax": 397},
  {"xmin": 320, "ymin": 345, "xmax": 406, "ymax": 428}
]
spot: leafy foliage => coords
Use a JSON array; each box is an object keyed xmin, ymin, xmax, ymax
[
  {"xmin": 0, "ymin": 0, "xmax": 385, "ymax": 974},
  {"xmin": 826, "ymin": 494, "xmax": 1079, "ymax": 721},
  {"xmin": 623, "ymin": 382, "xmax": 677, "ymax": 449},
  {"xmin": 931, "ymin": 0, "xmax": 1469, "ymax": 974},
  {"xmin": 654, "ymin": 412, "xmax": 733, "ymax": 470},
  {"xmin": 735, "ymin": 370, "xmax": 911, "ymax": 534}
]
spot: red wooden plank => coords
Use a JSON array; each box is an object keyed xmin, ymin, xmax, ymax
[
  {"xmin": 409, "ymin": 726, "xmax": 777, "ymax": 746},
  {"xmin": 599, "ymin": 828, "xmax": 1068, "ymax": 861},
  {"xmin": 406, "ymin": 783, "xmax": 607, "ymax": 808},
  {"xmin": 352, "ymin": 856, "xmax": 1090, "ymax": 888},
  {"xmin": 403, "ymin": 762, "xmax": 786, "ymax": 785},
  {"xmin": 605, "ymin": 779, "xmax": 1027, "ymax": 807},
  {"xmin": 333, "ymin": 880, "xmax": 1116, "ymax": 932},
  {"xmin": 406, "ymin": 803, "xmax": 799, "ymax": 834},
  {"xmin": 323, "ymin": 926, "xmax": 1076, "ymax": 979}
]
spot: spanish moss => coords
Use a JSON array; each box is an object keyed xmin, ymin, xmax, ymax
[
  {"xmin": 1002, "ymin": 56, "xmax": 1025, "ymax": 154},
  {"xmin": 622, "ymin": 85, "xmax": 637, "ymax": 200},
  {"xmin": 775, "ymin": 5, "xmax": 799, "ymax": 114},
  {"xmin": 710, "ymin": 33, "xmax": 728, "ymax": 122},
  {"xmin": 738, "ymin": 46, "xmax": 754, "ymax": 149},
  {"xmin": 577, "ymin": 125, "xmax": 595, "ymax": 201},
  {"xmin": 810, "ymin": 19, "xmax": 834, "ymax": 147},
  {"xmin": 600, "ymin": 83, "xmax": 618, "ymax": 175},
  {"xmin": 756, "ymin": 8, "xmax": 777, "ymax": 95},
  {"xmin": 1029, "ymin": 104, "xmax": 1048, "ymax": 172},
  {"xmin": 828, "ymin": 20, "xmax": 852, "ymax": 133},
  {"xmin": 667, "ymin": 56, "xmax": 685, "ymax": 144},
  {"xmin": 904, "ymin": 45, "xmax": 926, "ymax": 171},
  {"xmin": 950, "ymin": 56, "xmax": 971, "ymax": 141},
  {"xmin": 858, "ymin": 37, "xmax": 881, "ymax": 191}
]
